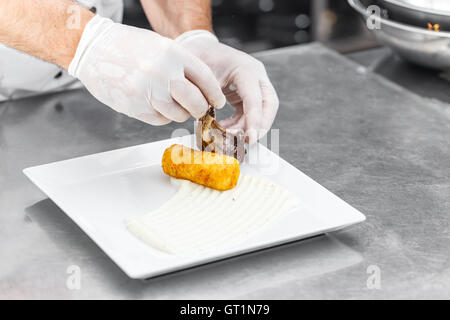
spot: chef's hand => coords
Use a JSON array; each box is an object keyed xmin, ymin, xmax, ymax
[
  {"xmin": 68, "ymin": 16, "xmax": 226, "ymax": 125},
  {"xmin": 176, "ymin": 30, "xmax": 279, "ymax": 144}
]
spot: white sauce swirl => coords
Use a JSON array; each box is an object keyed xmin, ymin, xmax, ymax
[{"xmin": 126, "ymin": 174, "xmax": 299, "ymax": 256}]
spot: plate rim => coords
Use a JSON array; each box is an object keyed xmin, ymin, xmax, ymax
[{"xmin": 23, "ymin": 135, "xmax": 366, "ymax": 279}]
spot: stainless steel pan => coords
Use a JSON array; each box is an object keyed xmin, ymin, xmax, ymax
[
  {"xmin": 377, "ymin": 0, "xmax": 450, "ymax": 30},
  {"xmin": 349, "ymin": 0, "xmax": 450, "ymax": 70}
]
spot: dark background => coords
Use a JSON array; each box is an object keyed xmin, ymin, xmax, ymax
[{"xmin": 123, "ymin": 0, "xmax": 378, "ymax": 53}]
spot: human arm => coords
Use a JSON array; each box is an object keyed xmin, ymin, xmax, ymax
[
  {"xmin": 140, "ymin": 0, "xmax": 213, "ymax": 38},
  {"xmin": 0, "ymin": 0, "xmax": 225, "ymax": 124},
  {"xmin": 0, "ymin": 0, "xmax": 94, "ymax": 69}
]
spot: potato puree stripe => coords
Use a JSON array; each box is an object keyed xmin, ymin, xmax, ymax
[{"xmin": 125, "ymin": 174, "xmax": 300, "ymax": 256}]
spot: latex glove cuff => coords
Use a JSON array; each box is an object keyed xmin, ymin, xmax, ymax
[
  {"xmin": 68, "ymin": 15, "xmax": 115, "ymax": 77},
  {"xmin": 175, "ymin": 30, "xmax": 219, "ymax": 45}
]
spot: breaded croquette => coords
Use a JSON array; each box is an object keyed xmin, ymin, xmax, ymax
[{"xmin": 162, "ymin": 144, "xmax": 240, "ymax": 191}]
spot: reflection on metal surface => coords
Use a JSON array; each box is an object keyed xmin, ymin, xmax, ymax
[
  {"xmin": 26, "ymin": 198, "xmax": 363, "ymax": 298},
  {"xmin": 378, "ymin": 0, "xmax": 450, "ymax": 30},
  {"xmin": 350, "ymin": 0, "xmax": 450, "ymax": 70},
  {"xmin": 382, "ymin": 0, "xmax": 450, "ymax": 14}
]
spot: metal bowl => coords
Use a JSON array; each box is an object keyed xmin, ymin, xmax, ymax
[
  {"xmin": 376, "ymin": 0, "xmax": 450, "ymax": 30},
  {"xmin": 349, "ymin": 0, "xmax": 450, "ymax": 70},
  {"xmin": 383, "ymin": 0, "xmax": 450, "ymax": 13}
]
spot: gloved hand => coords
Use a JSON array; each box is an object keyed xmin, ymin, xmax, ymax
[
  {"xmin": 68, "ymin": 16, "xmax": 226, "ymax": 125},
  {"xmin": 176, "ymin": 30, "xmax": 279, "ymax": 144}
]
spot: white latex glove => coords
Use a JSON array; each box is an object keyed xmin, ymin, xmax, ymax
[
  {"xmin": 69, "ymin": 16, "xmax": 226, "ymax": 125},
  {"xmin": 176, "ymin": 30, "xmax": 279, "ymax": 144}
]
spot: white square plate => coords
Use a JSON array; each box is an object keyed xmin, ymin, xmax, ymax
[{"xmin": 23, "ymin": 135, "xmax": 365, "ymax": 279}]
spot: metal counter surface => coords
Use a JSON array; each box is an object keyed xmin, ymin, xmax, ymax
[{"xmin": 1, "ymin": 43, "xmax": 449, "ymax": 299}]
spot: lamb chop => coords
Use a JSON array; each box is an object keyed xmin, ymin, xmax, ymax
[{"xmin": 196, "ymin": 107, "xmax": 246, "ymax": 163}]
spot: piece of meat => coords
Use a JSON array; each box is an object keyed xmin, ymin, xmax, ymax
[
  {"xmin": 162, "ymin": 144, "xmax": 240, "ymax": 191},
  {"xmin": 196, "ymin": 107, "xmax": 246, "ymax": 163}
]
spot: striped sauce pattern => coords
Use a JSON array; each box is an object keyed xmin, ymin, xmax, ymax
[{"xmin": 126, "ymin": 174, "xmax": 300, "ymax": 256}]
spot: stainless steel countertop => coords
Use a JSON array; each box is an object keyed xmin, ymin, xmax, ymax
[{"xmin": 1, "ymin": 43, "xmax": 449, "ymax": 299}]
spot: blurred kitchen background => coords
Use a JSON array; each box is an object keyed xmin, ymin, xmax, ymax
[{"xmin": 123, "ymin": 0, "xmax": 377, "ymax": 54}]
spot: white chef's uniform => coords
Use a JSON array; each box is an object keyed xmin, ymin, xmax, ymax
[{"xmin": 0, "ymin": 0, "xmax": 123, "ymax": 101}]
